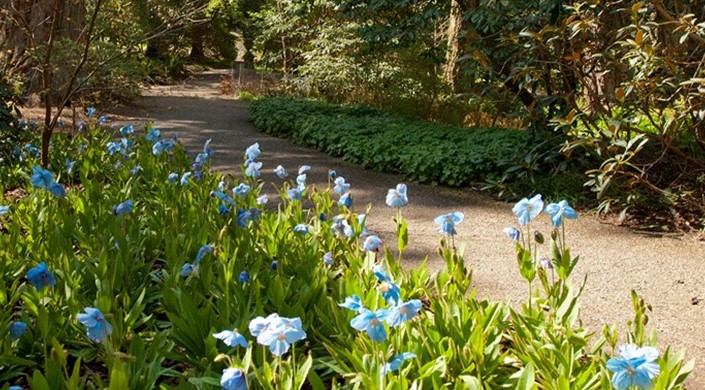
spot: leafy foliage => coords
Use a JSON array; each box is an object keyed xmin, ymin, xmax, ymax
[{"xmin": 250, "ymin": 97, "xmax": 535, "ymax": 187}]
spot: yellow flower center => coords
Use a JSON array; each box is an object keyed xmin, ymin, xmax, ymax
[{"xmin": 370, "ymin": 318, "xmax": 380, "ymax": 326}]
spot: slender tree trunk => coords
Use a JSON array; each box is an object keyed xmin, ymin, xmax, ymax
[{"xmin": 443, "ymin": 0, "xmax": 462, "ymax": 92}]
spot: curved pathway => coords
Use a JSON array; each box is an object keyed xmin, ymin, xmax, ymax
[{"xmin": 112, "ymin": 70, "xmax": 705, "ymax": 386}]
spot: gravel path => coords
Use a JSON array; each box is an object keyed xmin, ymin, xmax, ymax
[{"xmin": 112, "ymin": 70, "xmax": 704, "ymax": 386}]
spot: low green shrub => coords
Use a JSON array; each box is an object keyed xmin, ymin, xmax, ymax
[
  {"xmin": 249, "ymin": 97, "xmax": 537, "ymax": 187},
  {"xmin": 0, "ymin": 115, "xmax": 692, "ymax": 389}
]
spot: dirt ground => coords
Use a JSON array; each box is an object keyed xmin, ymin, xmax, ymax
[{"xmin": 109, "ymin": 70, "xmax": 705, "ymax": 386}]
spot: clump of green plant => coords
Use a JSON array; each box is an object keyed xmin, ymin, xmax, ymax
[{"xmin": 0, "ymin": 113, "xmax": 692, "ymax": 388}]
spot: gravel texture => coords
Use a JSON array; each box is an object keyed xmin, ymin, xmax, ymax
[{"xmin": 111, "ymin": 70, "xmax": 705, "ymax": 386}]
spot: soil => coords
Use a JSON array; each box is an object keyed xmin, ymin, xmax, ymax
[{"xmin": 109, "ymin": 69, "xmax": 705, "ymax": 387}]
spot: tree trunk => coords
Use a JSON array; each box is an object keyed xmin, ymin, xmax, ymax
[{"xmin": 443, "ymin": 0, "xmax": 462, "ymax": 92}]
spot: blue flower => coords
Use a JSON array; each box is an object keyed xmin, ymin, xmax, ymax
[
  {"xmin": 213, "ymin": 329, "xmax": 248, "ymax": 348},
  {"xmin": 606, "ymin": 344, "xmax": 660, "ymax": 390},
  {"xmin": 253, "ymin": 315, "xmax": 307, "ymax": 357},
  {"xmin": 180, "ymin": 172, "xmax": 192, "ymax": 186},
  {"xmin": 545, "ymin": 200, "xmax": 578, "ymax": 228},
  {"xmin": 233, "ymin": 183, "xmax": 250, "ymax": 197},
  {"xmin": 9, "ymin": 386, "xmax": 22, "ymax": 390},
  {"xmin": 350, "ymin": 308, "xmax": 388, "ymax": 342},
  {"xmin": 48, "ymin": 182, "xmax": 66, "ymax": 198},
  {"xmin": 10, "ymin": 321, "xmax": 27, "ymax": 340},
  {"xmin": 98, "ymin": 115, "xmax": 108, "ymax": 124},
  {"xmin": 26, "ymin": 262, "xmax": 56, "ymax": 291},
  {"xmin": 180, "ymin": 262, "xmax": 199, "ymax": 278},
  {"xmin": 221, "ymin": 367, "xmax": 247, "ymax": 390},
  {"xmin": 434, "ymin": 212, "xmax": 464, "ymax": 236},
  {"xmin": 373, "ymin": 265, "xmax": 401, "ymax": 304},
  {"xmin": 65, "ymin": 158, "xmax": 76, "ymax": 175},
  {"xmin": 274, "ymin": 165, "xmax": 288, "ymax": 179},
  {"xmin": 152, "ymin": 140, "xmax": 174, "ymax": 156},
  {"xmin": 119, "ymin": 124, "xmax": 134, "ymax": 136},
  {"xmin": 385, "ymin": 183, "xmax": 408, "ymax": 207},
  {"xmin": 503, "ymin": 226, "xmax": 520, "ymax": 241},
  {"xmin": 249, "ymin": 313, "xmax": 280, "ymax": 337},
  {"xmin": 24, "ymin": 144, "xmax": 40, "ymax": 157},
  {"xmin": 333, "ymin": 177, "xmax": 350, "ymax": 195},
  {"xmin": 130, "ymin": 165, "xmax": 142, "ymax": 176},
  {"xmin": 323, "ymin": 252, "xmax": 334, "ymax": 266},
  {"xmin": 245, "ymin": 161, "xmax": 262, "ymax": 178},
  {"xmin": 219, "ymin": 205, "xmax": 230, "ymax": 215},
  {"xmin": 257, "ymin": 194, "xmax": 269, "ymax": 205},
  {"xmin": 287, "ymin": 187, "xmax": 303, "ymax": 201},
  {"xmin": 512, "ymin": 194, "xmax": 544, "ymax": 226},
  {"xmin": 0, "ymin": 205, "xmax": 9, "ymax": 215},
  {"xmin": 195, "ymin": 245, "xmax": 214, "ymax": 263},
  {"xmin": 236, "ymin": 209, "xmax": 252, "ymax": 227},
  {"xmin": 167, "ymin": 172, "xmax": 179, "ymax": 183},
  {"xmin": 31, "ymin": 166, "xmax": 54, "ymax": 190},
  {"xmin": 245, "ymin": 143, "xmax": 260, "ymax": 160},
  {"xmin": 238, "ymin": 271, "xmax": 251, "ymax": 283},
  {"xmin": 210, "ymin": 190, "xmax": 236, "ymax": 207},
  {"xmin": 195, "ymin": 152, "xmax": 209, "ymax": 165},
  {"xmin": 298, "ymin": 165, "xmax": 310, "ymax": 175},
  {"xmin": 77, "ymin": 307, "xmax": 113, "ymax": 343},
  {"xmin": 363, "ymin": 235, "xmax": 383, "ymax": 252},
  {"xmin": 294, "ymin": 224, "xmax": 309, "ymax": 235},
  {"xmin": 113, "ymin": 200, "xmax": 134, "ymax": 216},
  {"xmin": 270, "ymin": 260, "xmax": 278, "ymax": 270},
  {"xmin": 386, "ymin": 300, "xmax": 423, "ymax": 327},
  {"xmin": 146, "ymin": 128, "xmax": 161, "ymax": 142},
  {"xmin": 86, "ymin": 107, "xmax": 96, "ymax": 117},
  {"xmin": 339, "ymin": 192, "xmax": 353, "ymax": 208},
  {"xmin": 381, "ymin": 353, "xmax": 416, "ymax": 375},
  {"xmin": 328, "ymin": 169, "xmax": 336, "ymax": 179},
  {"xmin": 338, "ymin": 294, "xmax": 364, "ymax": 312}
]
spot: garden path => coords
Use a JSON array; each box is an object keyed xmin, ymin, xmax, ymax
[{"xmin": 111, "ymin": 70, "xmax": 705, "ymax": 386}]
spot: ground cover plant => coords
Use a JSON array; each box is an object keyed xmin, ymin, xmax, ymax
[{"xmin": 0, "ymin": 114, "xmax": 693, "ymax": 389}]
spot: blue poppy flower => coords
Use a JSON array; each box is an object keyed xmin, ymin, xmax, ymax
[
  {"xmin": 195, "ymin": 152, "xmax": 209, "ymax": 165},
  {"xmin": 220, "ymin": 367, "xmax": 247, "ymax": 390},
  {"xmin": 323, "ymin": 252, "xmax": 334, "ymax": 266},
  {"xmin": 253, "ymin": 315, "xmax": 307, "ymax": 357},
  {"xmin": 503, "ymin": 226, "xmax": 520, "ymax": 241},
  {"xmin": 545, "ymin": 200, "xmax": 578, "ymax": 228},
  {"xmin": 350, "ymin": 309, "xmax": 388, "ymax": 342},
  {"xmin": 65, "ymin": 158, "xmax": 76, "ymax": 175},
  {"xmin": 0, "ymin": 205, "xmax": 9, "ymax": 215},
  {"xmin": 274, "ymin": 165, "xmax": 288, "ymax": 179},
  {"xmin": 86, "ymin": 107, "xmax": 96, "ymax": 117},
  {"xmin": 238, "ymin": 271, "xmax": 251, "ymax": 283},
  {"xmin": 381, "ymin": 353, "xmax": 416, "ymax": 375},
  {"xmin": 30, "ymin": 166, "xmax": 54, "ymax": 190},
  {"xmin": 512, "ymin": 194, "xmax": 544, "ymax": 226},
  {"xmin": 296, "ymin": 173, "xmax": 307, "ymax": 188},
  {"xmin": 167, "ymin": 172, "xmax": 179, "ymax": 183},
  {"xmin": 236, "ymin": 209, "xmax": 252, "ymax": 227},
  {"xmin": 77, "ymin": 307, "xmax": 113, "ymax": 343},
  {"xmin": 10, "ymin": 321, "xmax": 27, "ymax": 340},
  {"xmin": 386, "ymin": 300, "xmax": 423, "ymax": 327},
  {"xmin": 210, "ymin": 190, "xmax": 236, "ymax": 207},
  {"xmin": 333, "ymin": 177, "xmax": 350, "ymax": 195},
  {"xmin": 248, "ymin": 207, "xmax": 261, "ymax": 222},
  {"xmin": 146, "ymin": 128, "xmax": 161, "ymax": 142},
  {"xmin": 129, "ymin": 166, "xmax": 141, "ymax": 176},
  {"xmin": 294, "ymin": 224, "xmax": 309, "ymax": 235},
  {"xmin": 257, "ymin": 194, "xmax": 268, "ymax": 205},
  {"xmin": 606, "ymin": 344, "xmax": 660, "ymax": 390},
  {"xmin": 48, "ymin": 182, "xmax": 66, "ymax": 198},
  {"xmin": 9, "ymin": 386, "xmax": 23, "ymax": 390},
  {"xmin": 385, "ymin": 184, "xmax": 408, "ymax": 207},
  {"xmin": 249, "ymin": 313, "xmax": 280, "ymax": 337},
  {"xmin": 24, "ymin": 144, "xmax": 40, "ymax": 157},
  {"xmin": 245, "ymin": 143, "xmax": 260, "ymax": 160},
  {"xmin": 26, "ymin": 262, "xmax": 56, "ymax": 291},
  {"xmin": 287, "ymin": 188, "xmax": 303, "ymax": 201},
  {"xmin": 339, "ymin": 192, "xmax": 353, "ymax": 208},
  {"xmin": 218, "ymin": 205, "xmax": 230, "ymax": 215},
  {"xmin": 233, "ymin": 183, "xmax": 250, "ymax": 197},
  {"xmin": 203, "ymin": 138, "xmax": 213, "ymax": 156},
  {"xmin": 373, "ymin": 265, "xmax": 400, "ymax": 304},
  {"xmin": 213, "ymin": 329, "xmax": 249, "ymax": 348},
  {"xmin": 328, "ymin": 169, "xmax": 336, "ymax": 179},
  {"xmin": 363, "ymin": 235, "xmax": 383, "ymax": 252},
  {"xmin": 338, "ymin": 294, "xmax": 364, "ymax": 312},
  {"xmin": 180, "ymin": 172, "xmax": 191, "ymax": 186},
  {"xmin": 270, "ymin": 260, "xmax": 278, "ymax": 270},
  {"xmin": 245, "ymin": 161, "xmax": 262, "ymax": 178},
  {"xmin": 181, "ymin": 262, "xmax": 199, "ymax": 278},
  {"xmin": 119, "ymin": 125, "xmax": 134, "ymax": 136},
  {"xmin": 195, "ymin": 245, "xmax": 214, "ymax": 263},
  {"xmin": 98, "ymin": 115, "xmax": 108, "ymax": 124},
  {"xmin": 434, "ymin": 212, "xmax": 464, "ymax": 236},
  {"xmin": 113, "ymin": 200, "xmax": 134, "ymax": 216},
  {"xmin": 298, "ymin": 165, "xmax": 310, "ymax": 175}
]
